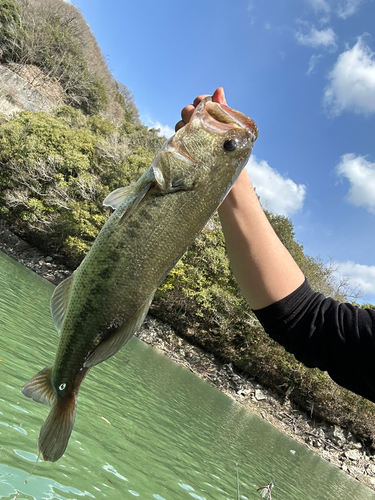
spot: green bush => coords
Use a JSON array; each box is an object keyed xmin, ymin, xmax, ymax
[{"xmin": 0, "ymin": 107, "xmax": 164, "ymax": 265}]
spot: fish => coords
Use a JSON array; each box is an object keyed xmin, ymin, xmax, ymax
[{"xmin": 21, "ymin": 93, "xmax": 258, "ymax": 462}]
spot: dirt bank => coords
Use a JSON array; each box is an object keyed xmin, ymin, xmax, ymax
[{"xmin": 1, "ymin": 219, "xmax": 374, "ymax": 491}]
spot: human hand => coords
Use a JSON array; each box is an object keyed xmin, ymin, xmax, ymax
[{"xmin": 175, "ymin": 87, "xmax": 228, "ymax": 132}]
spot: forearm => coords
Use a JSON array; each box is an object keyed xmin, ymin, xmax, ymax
[{"xmin": 218, "ymin": 169, "xmax": 305, "ymax": 310}]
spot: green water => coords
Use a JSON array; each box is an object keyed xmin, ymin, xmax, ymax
[{"xmin": 0, "ymin": 251, "xmax": 374, "ymax": 500}]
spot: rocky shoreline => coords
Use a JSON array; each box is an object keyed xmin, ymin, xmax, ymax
[{"xmin": 1, "ymin": 220, "xmax": 375, "ymax": 491}]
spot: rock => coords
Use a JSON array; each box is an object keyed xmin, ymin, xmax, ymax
[
  {"xmin": 45, "ymin": 256, "xmax": 53, "ymax": 262},
  {"xmin": 237, "ymin": 388, "xmax": 251, "ymax": 397},
  {"xmin": 254, "ymin": 389, "xmax": 267, "ymax": 401},
  {"xmin": 347, "ymin": 432, "xmax": 362, "ymax": 449},
  {"xmin": 365, "ymin": 463, "xmax": 375, "ymax": 475},
  {"xmin": 311, "ymin": 427, "xmax": 326, "ymax": 439},
  {"xmin": 345, "ymin": 449, "xmax": 362, "ymax": 461},
  {"xmin": 0, "ymin": 229, "xmax": 23, "ymax": 247},
  {"xmin": 330, "ymin": 425, "xmax": 346, "ymax": 446},
  {"xmin": 223, "ymin": 363, "xmax": 234, "ymax": 373}
]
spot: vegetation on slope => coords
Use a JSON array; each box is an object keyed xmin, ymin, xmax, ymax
[
  {"xmin": 0, "ymin": 107, "xmax": 164, "ymax": 265},
  {"xmin": 0, "ymin": 0, "xmax": 139, "ymax": 122},
  {"xmin": 0, "ymin": 0, "xmax": 374, "ymax": 449}
]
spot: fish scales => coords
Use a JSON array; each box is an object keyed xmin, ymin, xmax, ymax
[{"xmin": 21, "ymin": 95, "xmax": 258, "ymax": 461}]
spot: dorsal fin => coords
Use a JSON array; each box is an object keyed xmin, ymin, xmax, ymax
[
  {"xmin": 83, "ymin": 292, "xmax": 155, "ymax": 368},
  {"xmin": 103, "ymin": 186, "xmax": 134, "ymax": 210},
  {"xmin": 50, "ymin": 273, "xmax": 75, "ymax": 332}
]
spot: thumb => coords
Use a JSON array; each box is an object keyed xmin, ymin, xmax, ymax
[{"xmin": 212, "ymin": 87, "xmax": 227, "ymax": 105}]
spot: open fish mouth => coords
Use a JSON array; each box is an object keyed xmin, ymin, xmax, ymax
[
  {"xmin": 169, "ymin": 96, "xmax": 258, "ymax": 164},
  {"xmin": 192, "ymin": 96, "xmax": 258, "ymax": 143}
]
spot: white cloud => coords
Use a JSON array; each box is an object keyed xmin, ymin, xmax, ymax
[
  {"xmin": 332, "ymin": 261, "xmax": 375, "ymax": 298},
  {"xmin": 151, "ymin": 121, "xmax": 175, "ymax": 139},
  {"xmin": 324, "ymin": 36, "xmax": 375, "ymax": 115},
  {"xmin": 143, "ymin": 117, "xmax": 175, "ymax": 139},
  {"xmin": 305, "ymin": 0, "xmax": 370, "ymax": 18},
  {"xmin": 296, "ymin": 26, "xmax": 338, "ymax": 50},
  {"xmin": 307, "ymin": 0, "xmax": 331, "ymax": 13},
  {"xmin": 337, "ymin": 0, "xmax": 366, "ymax": 18},
  {"xmin": 307, "ymin": 54, "xmax": 323, "ymax": 74},
  {"xmin": 246, "ymin": 156, "xmax": 306, "ymax": 216},
  {"xmin": 336, "ymin": 153, "xmax": 375, "ymax": 213}
]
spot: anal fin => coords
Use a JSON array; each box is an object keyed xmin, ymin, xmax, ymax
[
  {"xmin": 83, "ymin": 292, "xmax": 155, "ymax": 368},
  {"xmin": 22, "ymin": 366, "xmax": 55, "ymax": 407}
]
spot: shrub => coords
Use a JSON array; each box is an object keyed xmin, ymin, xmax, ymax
[{"xmin": 0, "ymin": 107, "xmax": 164, "ymax": 265}]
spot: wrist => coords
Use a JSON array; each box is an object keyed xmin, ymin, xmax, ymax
[{"xmin": 219, "ymin": 169, "xmax": 257, "ymax": 214}]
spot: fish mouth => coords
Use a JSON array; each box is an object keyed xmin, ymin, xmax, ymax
[
  {"xmin": 194, "ymin": 96, "xmax": 258, "ymax": 143},
  {"xmin": 170, "ymin": 95, "xmax": 258, "ymax": 163}
]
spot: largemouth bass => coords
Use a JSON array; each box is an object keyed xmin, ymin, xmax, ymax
[{"xmin": 22, "ymin": 94, "xmax": 258, "ymax": 462}]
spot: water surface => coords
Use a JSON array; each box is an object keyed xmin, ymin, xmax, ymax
[{"xmin": 0, "ymin": 251, "xmax": 373, "ymax": 499}]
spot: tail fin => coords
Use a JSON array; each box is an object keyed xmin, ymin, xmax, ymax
[
  {"xmin": 22, "ymin": 367, "xmax": 77, "ymax": 461},
  {"xmin": 38, "ymin": 395, "xmax": 77, "ymax": 462}
]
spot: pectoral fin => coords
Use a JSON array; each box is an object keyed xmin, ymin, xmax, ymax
[
  {"xmin": 83, "ymin": 292, "xmax": 155, "ymax": 368},
  {"xmin": 103, "ymin": 186, "xmax": 134, "ymax": 209},
  {"xmin": 50, "ymin": 273, "xmax": 75, "ymax": 332},
  {"xmin": 118, "ymin": 180, "xmax": 154, "ymax": 224}
]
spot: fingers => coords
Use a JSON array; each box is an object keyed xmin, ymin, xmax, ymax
[
  {"xmin": 181, "ymin": 104, "xmax": 196, "ymax": 125},
  {"xmin": 175, "ymin": 101, "xmax": 200, "ymax": 131},
  {"xmin": 175, "ymin": 104, "xmax": 194, "ymax": 131},
  {"xmin": 193, "ymin": 94, "xmax": 210, "ymax": 107},
  {"xmin": 212, "ymin": 87, "xmax": 227, "ymax": 105},
  {"xmin": 175, "ymin": 120, "xmax": 186, "ymax": 132},
  {"xmin": 175, "ymin": 88, "xmax": 227, "ymax": 132}
]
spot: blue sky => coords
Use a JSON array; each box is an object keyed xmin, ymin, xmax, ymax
[{"xmin": 69, "ymin": 0, "xmax": 375, "ymax": 303}]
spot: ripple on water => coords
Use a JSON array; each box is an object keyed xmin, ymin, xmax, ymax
[
  {"xmin": 178, "ymin": 482, "xmax": 195, "ymax": 491},
  {"xmin": 1, "ymin": 251, "xmax": 375, "ymax": 500},
  {"xmin": 9, "ymin": 404, "xmax": 29, "ymax": 413},
  {"xmin": 14, "ymin": 450, "xmax": 37, "ymax": 462},
  {"xmin": 102, "ymin": 462, "xmax": 129, "ymax": 482},
  {"xmin": 0, "ymin": 462, "xmax": 95, "ymax": 499}
]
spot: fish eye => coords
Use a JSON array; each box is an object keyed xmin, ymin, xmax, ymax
[
  {"xmin": 59, "ymin": 383, "xmax": 66, "ymax": 391},
  {"xmin": 223, "ymin": 139, "xmax": 238, "ymax": 152}
]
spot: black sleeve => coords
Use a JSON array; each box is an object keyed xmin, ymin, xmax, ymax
[{"xmin": 253, "ymin": 279, "xmax": 375, "ymax": 402}]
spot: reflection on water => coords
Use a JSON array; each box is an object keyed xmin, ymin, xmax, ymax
[{"xmin": 0, "ymin": 250, "xmax": 374, "ymax": 499}]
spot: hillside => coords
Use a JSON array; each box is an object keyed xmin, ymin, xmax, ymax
[
  {"xmin": 0, "ymin": 0, "xmax": 139, "ymax": 122},
  {"xmin": 1, "ymin": 0, "xmax": 375, "ymax": 466}
]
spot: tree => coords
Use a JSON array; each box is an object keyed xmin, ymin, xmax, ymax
[{"xmin": 117, "ymin": 82, "xmax": 141, "ymax": 125}]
